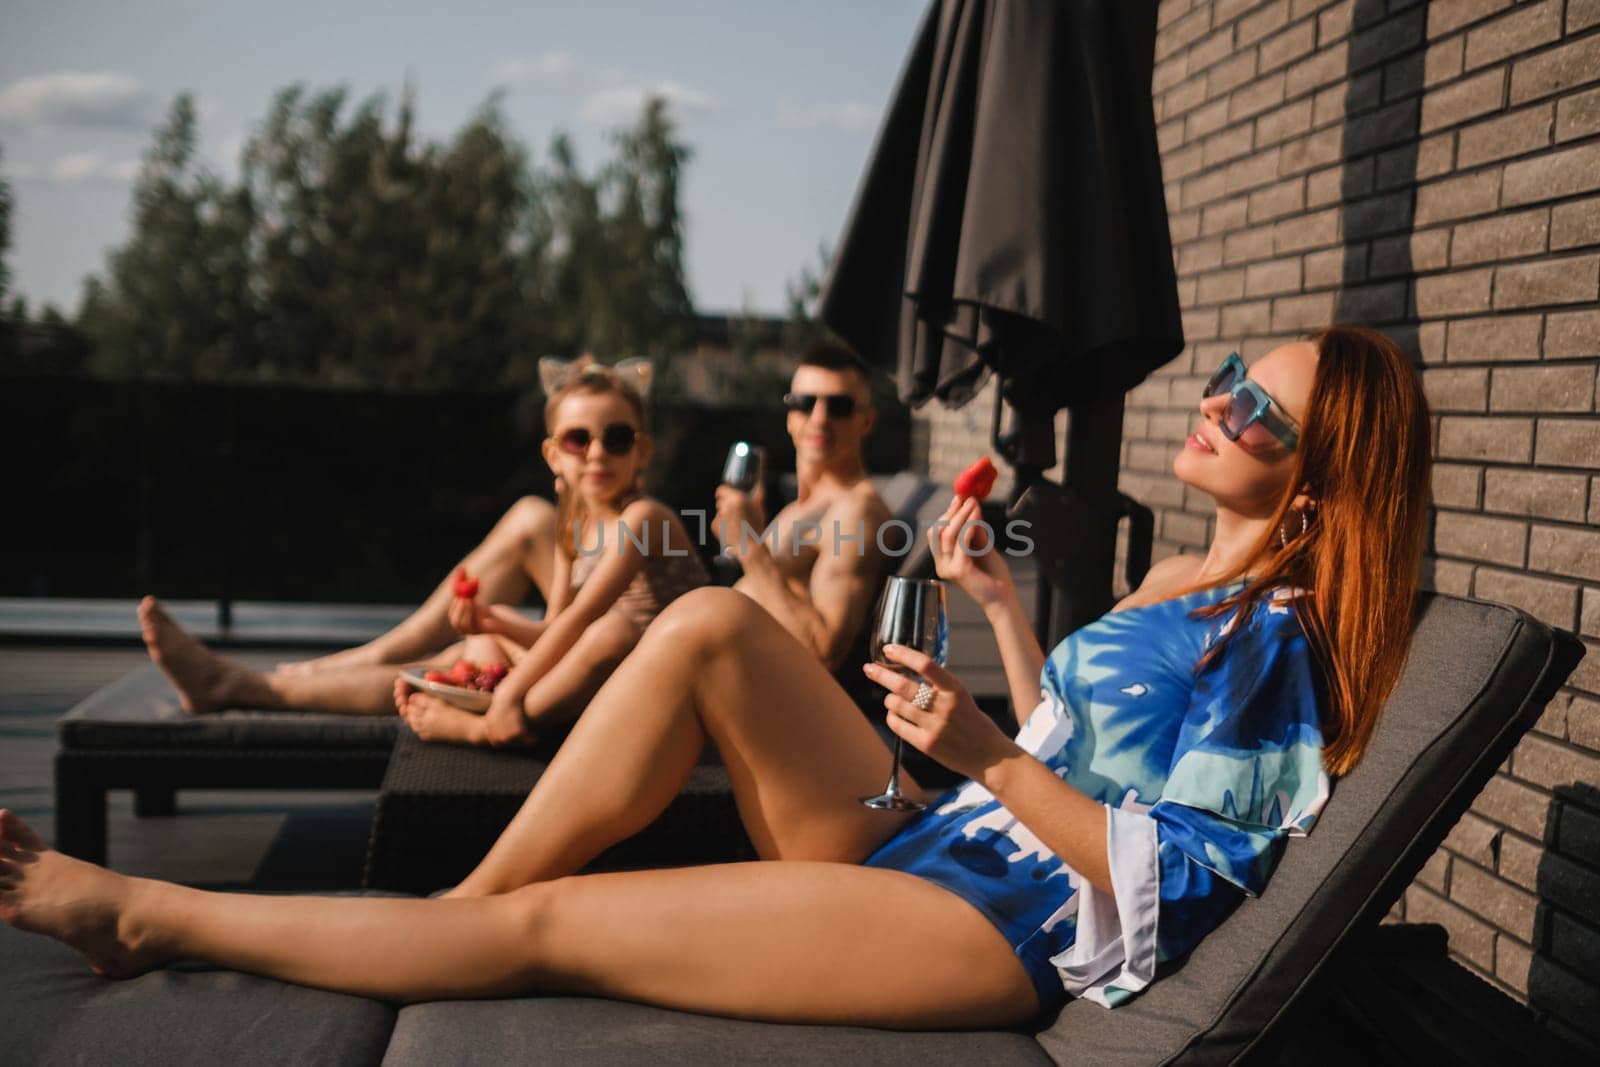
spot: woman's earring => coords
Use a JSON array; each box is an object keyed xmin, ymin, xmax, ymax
[{"xmin": 1279, "ymin": 504, "xmax": 1314, "ymax": 549}]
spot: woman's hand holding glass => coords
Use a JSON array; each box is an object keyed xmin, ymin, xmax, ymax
[
  {"xmin": 929, "ymin": 496, "xmax": 1015, "ymax": 612},
  {"xmin": 864, "ymin": 645, "xmax": 1018, "ymax": 783}
]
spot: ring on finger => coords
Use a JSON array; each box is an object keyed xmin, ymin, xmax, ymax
[{"xmin": 912, "ymin": 683, "xmax": 935, "ymax": 711}]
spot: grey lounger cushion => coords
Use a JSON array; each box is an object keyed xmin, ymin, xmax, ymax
[
  {"xmin": 0, "ymin": 917, "xmax": 396, "ymax": 1067},
  {"xmin": 381, "ymin": 997, "xmax": 1052, "ymax": 1066},
  {"xmin": 58, "ymin": 665, "xmax": 399, "ymax": 750}
]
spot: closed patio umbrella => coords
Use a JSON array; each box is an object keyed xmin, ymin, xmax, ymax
[{"xmin": 819, "ymin": 0, "xmax": 1184, "ymax": 641}]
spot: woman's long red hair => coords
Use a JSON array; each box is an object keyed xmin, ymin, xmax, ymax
[{"xmin": 1195, "ymin": 326, "xmax": 1432, "ymax": 776}]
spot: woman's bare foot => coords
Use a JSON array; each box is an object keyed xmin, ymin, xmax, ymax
[
  {"xmin": 138, "ymin": 597, "xmax": 274, "ymax": 714},
  {"xmin": 398, "ymin": 693, "xmax": 490, "ymax": 745},
  {"xmin": 0, "ymin": 810, "xmax": 171, "ymax": 978}
]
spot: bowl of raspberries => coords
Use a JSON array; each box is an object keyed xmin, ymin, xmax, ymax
[{"xmin": 400, "ymin": 659, "xmax": 509, "ymax": 711}]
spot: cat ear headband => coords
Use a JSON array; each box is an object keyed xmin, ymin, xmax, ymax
[{"xmin": 537, "ymin": 353, "xmax": 654, "ymax": 399}]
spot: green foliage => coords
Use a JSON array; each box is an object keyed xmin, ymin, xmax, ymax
[
  {"xmin": 77, "ymin": 85, "xmax": 698, "ymax": 389},
  {"xmin": 0, "ymin": 143, "xmax": 11, "ymax": 305}
]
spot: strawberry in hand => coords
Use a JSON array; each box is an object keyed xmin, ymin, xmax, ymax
[
  {"xmin": 452, "ymin": 568, "xmax": 481, "ymax": 600},
  {"xmin": 953, "ymin": 456, "xmax": 998, "ymax": 501}
]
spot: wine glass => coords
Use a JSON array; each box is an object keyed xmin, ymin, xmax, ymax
[
  {"xmin": 861, "ymin": 576, "xmax": 949, "ymax": 812},
  {"xmin": 718, "ymin": 442, "xmax": 765, "ymax": 560}
]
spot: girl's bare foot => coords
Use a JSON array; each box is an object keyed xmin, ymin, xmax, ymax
[
  {"xmin": 0, "ymin": 810, "xmax": 171, "ymax": 978},
  {"xmin": 392, "ymin": 676, "xmax": 416, "ymax": 715},
  {"xmin": 139, "ymin": 597, "xmax": 277, "ymax": 714},
  {"xmin": 399, "ymin": 693, "xmax": 490, "ymax": 745}
]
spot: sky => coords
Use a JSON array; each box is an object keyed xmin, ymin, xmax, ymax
[{"xmin": 0, "ymin": 0, "xmax": 927, "ymax": 316}]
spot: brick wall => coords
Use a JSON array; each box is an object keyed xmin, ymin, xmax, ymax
[{"xmin": 917, "ymin": 0, "xmax": 1599, "ymax": 1030}]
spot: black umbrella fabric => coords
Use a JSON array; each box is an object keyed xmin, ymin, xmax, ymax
[{"xmin": 819, "ymin": 0, "xmax": 1184, "ymax": 412}]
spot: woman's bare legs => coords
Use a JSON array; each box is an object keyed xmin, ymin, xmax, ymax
[
  {"xmin": 0, "ymin": 811, "xmax": 1035, "ymax": 1027},
  {"xmin": 279, "ymin": 496, "xmax": 557, "ymax": 674},
  {"xmin": 141, "ymin": 598, "xmax": 479, "ymax": 716},
  {"xmin": 451, "ymin": 587, "xmax": 929, "ymax": 896},
  {"xmin": 399, "ymin": 611, "xmax": 641, "ymax": 746}
]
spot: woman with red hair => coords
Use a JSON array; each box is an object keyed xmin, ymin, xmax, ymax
[{"xmin": 1, "ymin": 327, "xmax": 1430, "ymax": 1026}]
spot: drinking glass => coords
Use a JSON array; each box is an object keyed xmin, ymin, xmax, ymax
[
  {"xmin": 861, "ymin": 576, "xmax": 949, "ymax": 812},
  {"xmin": 718, "ymin": 442, "xmax": 765, "ymax": 559}
]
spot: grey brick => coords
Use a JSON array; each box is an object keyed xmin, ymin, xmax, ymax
[
  {"xmin": 1428, "ymin": 0, "xmax": 1512, "ymax": 39},
  {"xmin": 1456, "ymin": 105, "xmax": 1554, "ymax": 168},
  {"xmin": 1178, "ymin": 238, "xmax": 1224, "ymax": 275},
  {"xmin": 1536, "ymin": 419, "xmax": 1600, "ymax": 469},
  {"xmin": 1188, "ymin": 27, "xmax": 1237, "ymax": 75},
  {"xmin": 1570, "ymin": 694, "xmax": 1600, "ymax": 749},
  {"xmin": 1278, "ymin": 126, "xmax": 1343, "ymax": 174},
  {"xmin": 1415, "ymin": 169, "xmax": 1502, "ymax": 226},
  {"xmin": 1163, "ymin": 510, "xmax": 1210, "ymax": 547},
  {"xmin": 1472, "ymin": 772, "xmax": 1554, "ymax": 839},
  {"xmin": 1248, "ymin": 178, "xmax": 1306, "ymax": 223},
  {"xmin": 1418, "ymin": 321, "xmax": 1448, "ymax": 365},
  {"xmin": 1186, "ymin": 96, "xmax": 1232, "ymax": 141},
  {"xmin": 1474, "ymin": 567, "xmax": 1579, "ymax": 628},
  {"xmin": 1503, "ymin": 142, "xmax": 1600, "ymax": 206},
  {"xmin": 1447, "ymin": 314, "xmax": 1542, "ymax": 362},
  {"xmin": 1552, "ymin": 194, "xmax": 1600, "ymax": 251},
  {"xmin": 1195, "ymin": 268, "xmax": 1246, "ymax": 305},
  {"xmin": 1260, "ymin": 19, "xmax": 1317, "ymax": 73},
  {"xmin": 1499, "ymin": 832, "xmax": 1545, "ymax": 893},
  {"xmin": 1369, "ymin": 229, "xmax": 1449, "ymax": 277},
  {"xmin": 1513, "ymin": 732, "xmax": 1600, "ymax": 788},
  {"xmin": 1201, "ymin": 195, "xmax": 1249, "ymax": 236},
  {"xmin": 1462, "ymin": 1, "xmax": 1563, "ymax": 72},
  {"xmin": 1529, "ymin": 525, "xmax": 1600, "ymax": 582},
  {"xmin": 1270, "ymin": 290, "xmax": 1337, "ymax": 331},
  {"xmin": 1164, "ymin": 143, "xmax": 1205, "ymax": 182},
  {"xmin": 1423, "ymin": 556, "xmax": 1476, "ymax": 595},
  {"xmin": 1450, "ymin": 863, "xmax": 1537, "ymax": 941},
  {"xmin": 1339, "ymin": 279, "xmax": 1409, "ymax": 323},
  {"xmin": 1404, "ymin": 887, "xmax": 1495, "ymax": 972},
  {"xmin": 1496, "ymin": 936, "xmax": 1534, "ymax": 996},
  {"xmin": 1304, "ymin": 164, "xmax": 1342, "ymax": 208},
  {"xmin": 1494, "ymin": 255, "xmax": 1600, "ymax": 309},
  {"xmin": 1438, "ymin": 415, "xmax": 1534, "ymax": 462},
  {"xmin": 1432, "ymin": 463, "xmax": 1484, "ymax": 508},
  {"xmin": 1118, "ymin": 470, "xmax": 1186, "ymax": 510},
  {"xmin": 1344, "ymin": 189, "xmax": 1414, "ymax": 240},
  {"xmin": 1231, "ymin": 72, "xmax": 1288, "ymax": 123},
  {"xmin": 1209, "ymin": 49, "xmax": 1260, "ymax": 98},
  {"xmin": 1444, "ymin": 811, "xmax": 1503, "ymax": 867},
  {"xmin": 1425, "ymin": 367, "xmax": 1490, "ymax": 412},
  {"xmin": 1483, "ymin": 469, "xmax": 1589, "ymax": 521},
  {"xmin": 1213, "ymin": 0, "xmax": 1257, "ymax": 26},
  {"xmin": 1256, "ymin": 98, "xmax": 1314, "ymax": 146},
  {"xmin": 1222, "ymin": 299, "xmax": 1273, "ymax": 336},
  {"xmin": 1417, "ymin": 131, "xmax": 1458, "ymax": 181},
  {"xmin": 1317, "ymin": 0, "xmax": 1354, "ymax": 45},
  {"xmin": 1509, "ymin": 33, "xmax": 1600, "ymax": 105},
  {"xmin": 1223, "ymin": 226, "xmax": 1275, "ymax": 265},
  {"xmin": 1490, "ymin": 365, "xmax": 1595, "ymax": 413},
  {"xmin": 1544, "ymin": 310, "xmax": 1600, "ymax": 358},
  {"xmin": 1181, "ymin": 306, "xmax": 1220, "ymax": 341},
  {"xmin": 1414, "ymin": 268, "xmax": 1495, "ymax": 317},
  {"xmin": 1223, "ymin": 146, "xmax": 1284, "ymax": 192},
  {"xmin": 1164, "ymin": 74, "xmax": 1209, "ymax": 119},
  {"xmin": 1202, "ymin": 123, "xmax": 1256, "ymax": 168},
  {"xmin": 1583, "ymin": 587, "xmax": 1600, "ymax": 638},
  {"xmin": 1573, "ymin": 0, "xmax": 1600, "ymax": 33},
  {"xmin": 1245, "ymin": 256, "xmax": 1303, "ymax": 296},
  {"xmin": 1238, "ymin": 0, "xmax": 1290, "ymax": 46},
  {"xmin": 1301, "ymin": 246, "xmax": 1349, "ymax": 288},
  {"xmin": 1285, "ymin": 40, "xmax": 1348, "ymax": 98},
  {"xmin": 1168, "ymin": 209, "xmax": 1202, "ymax": 245},
  {"xmin": 1155, "ymin": 5, "xmax": 1211, "ymax": 63},
  {"xmin": 1421, "ymin": 68, "xmax": 1507, "ymax": 134},
  {"xmin": 1426, "ymin": 36, "xmax": 1466, "ymax": 88},
  {"xmin": 1415, "ymin": 848, "xmax": 1451, "ymax": 892},
  {"xmin": 1571, "ymin": 637, "xmax": 1600, "ymax": 694},
  {"xmin": 1349, "ymin": 5, "xmax": 1426, "ymax": 74},
  {"xmin": 1555, "ymin": 85, "xmax": 1600, "ymax": 143},
  {"xmin": 1273, "ymin": 206, "xmax": 1341, "ymax": 253},
  {"xmin": 1344, "ymin": 97, "xmax": 1421, "ymax": 157},
  {"xmin": 1434, "ymin": 511, "xmax": 1527, "ymax": 567},
  {"xmin": 1452, "ymin": 208, "xmax": 1549, "ymax": 266}
]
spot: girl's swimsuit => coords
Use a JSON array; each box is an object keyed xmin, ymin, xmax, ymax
[
  {"xmin": 567, "ymin": 498, "xmax": 709, "ymax": 630},
  {"xmin": 864, "ymin": 582, "xmax": 1330, "ymax": 1010}
]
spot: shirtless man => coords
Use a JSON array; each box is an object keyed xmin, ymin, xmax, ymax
[{"xmin": 714, "ymin": 343, "xmax": 892, "ymax": 671}]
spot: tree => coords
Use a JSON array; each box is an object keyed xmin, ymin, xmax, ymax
[{"xmin": 0, "ymin": 143, "xmax": 12, "ymax": 307}]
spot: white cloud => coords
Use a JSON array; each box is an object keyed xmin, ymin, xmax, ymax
[
  {"xmin": 0, "ymin": 71, "xmax": 159, "ymax": 131},
  {"xmin": 578, "ymin": 80, "xmax": 716, "ymax": 125},
  {"xmin": 7, "ymin": 151, "xmax": 141, "ymax": 184},
  {"xmin": 493, "ymin": 50, "xmax": 578, "ymax": 85},
  {"xmin": 776, "ymin": 101, "xmax": 879, "ymax": 133}
]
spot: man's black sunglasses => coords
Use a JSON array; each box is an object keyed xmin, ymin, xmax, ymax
[{"xmin": 783, "ymin": 392, "xmax": 858, "ymax": 419}]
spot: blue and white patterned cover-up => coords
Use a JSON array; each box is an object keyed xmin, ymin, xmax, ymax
[{"xmin": 863, "ymin": 582, "xmax": 1330, "ymax": 1009}]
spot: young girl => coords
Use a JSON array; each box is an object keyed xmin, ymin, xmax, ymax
[
  {"xmin": 4, "ymin": 327, "xmax": 1430, "ymax": 1026},
  {"xmin": 396, "ymin": 356, "xmax": 708, "ymax": 746},
  {"xmin": 134, "ymin": 357, "xmax": 705, "ymax": 737}
]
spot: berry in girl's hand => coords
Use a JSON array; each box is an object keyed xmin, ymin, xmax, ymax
[
  {"xmin": 423, "ymin": 670, "xmax": 448, "ymax": 684},
  {"xmin": 953, "ymin": 456, "xmax": 998, "ymax": 500},
  {"xmin": 452, "ymin": 568, "xmax": 480, "ymax": 599}
]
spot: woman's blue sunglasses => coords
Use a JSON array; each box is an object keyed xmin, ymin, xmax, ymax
[{"xmin": 1203, "ymin": 353, "xmax": 1300, "ymax": 451}]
